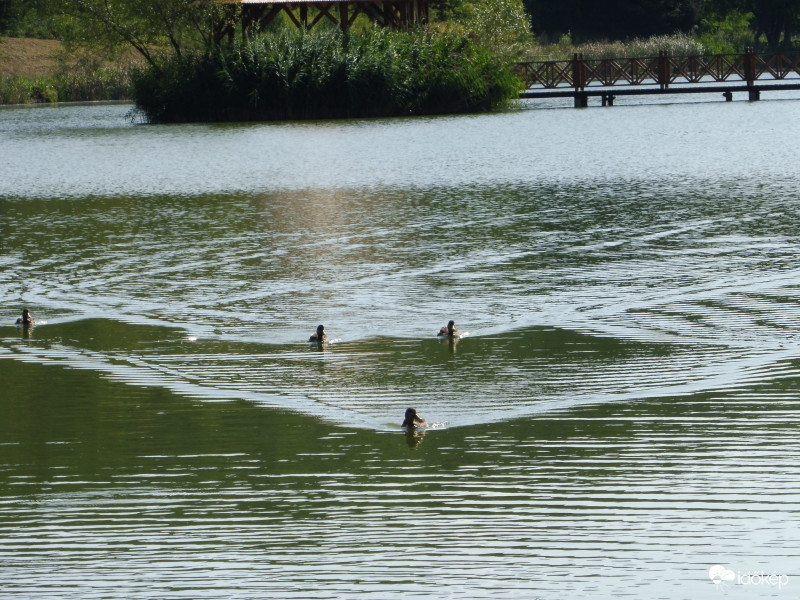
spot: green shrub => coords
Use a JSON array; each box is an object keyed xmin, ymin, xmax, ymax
[{"xmin": 131, "ymin": 28, "xmax": 522, "ymax": 123}]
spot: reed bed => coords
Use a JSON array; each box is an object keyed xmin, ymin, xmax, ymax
[
  {"xmin": 0, "ymin": 66, "xmax": 132, "ymax": 104},
  {"xmin": 529, "ymin": 32, "xmax": 708, "ymax": 61},
  {"xmin": 131, "ymin": 28, "xmax": 522, "ymax": 123},
  {"xmin": 576, "ymin": 33, "xmax": 705, "ymax": 59}
]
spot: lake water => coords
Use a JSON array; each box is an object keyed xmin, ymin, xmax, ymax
[{"xmin": 1, "ymin": 94, "xmax": 800, "ymax": 599}]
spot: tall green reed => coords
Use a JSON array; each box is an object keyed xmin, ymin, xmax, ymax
[{"xmin": 131, "ymin": 28, "xmax": 521, "ymax": 123}]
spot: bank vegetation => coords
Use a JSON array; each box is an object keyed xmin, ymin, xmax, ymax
[
  {"xmin": 131, "ymin": 29, "xmax": 520, "ymax": 122},
  {"xmin": 2, "ymin": 0, "xmax": 798, "ymax": 112}
]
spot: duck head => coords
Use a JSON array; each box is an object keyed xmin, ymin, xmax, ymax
[{"xmin": 403, "ymin": 407, "xmax": 422, "ymax": 427}]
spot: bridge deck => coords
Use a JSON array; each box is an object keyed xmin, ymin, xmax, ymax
[{"xmin": 515, "ymin": 50, "xmax": 800, "ymax": 106}]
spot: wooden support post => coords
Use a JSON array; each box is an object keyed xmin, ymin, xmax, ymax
[
  {"xmin": 688, "ymin": 54, "xmax": 698, "ymax": 82},
  {"xmin": 744, "ymin": 48, "xmax": 759, "ymax": 100},
  {"xmin": 384, "ymin": 2, "xmax": 393, "ymax": 27},
  {"xmin": 658, "ymin": 51, "xmax": 670, "ymax": 90},
  {"xmin": 572, "ymin": 54, "xmax": 587, "ymax": 108},
  {"xmin": 240, "ymin": 10, "xmax": 251, "ymax": 40},
  {"xmin": 744, "ymin": 47, "xmax": 756, "ymax": 87},
  {"xmin": 723, "ymin": 90, "xmax": 733, "ymax": 102},
  {"xmin": 572, "ymin": 53, "xmax": 586, "ymax": 109}
]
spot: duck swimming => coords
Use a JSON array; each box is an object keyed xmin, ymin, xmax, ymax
[
  {"xmin": 402, "ymin": 407, "xmax": 427, "ymax": 428},
  {"xmin": 437, "ymin": 320, "xmax": 460, "ymax": 337},
  {"xmin": 15, "ymin": 309, "xmax": 34, "ymax": 325},
  {"xmin": 309, "ymin": 324, "xmax": 328, "ymax": 343}
]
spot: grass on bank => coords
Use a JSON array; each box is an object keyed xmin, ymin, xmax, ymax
[{"xmin": 131, "ymin": 29, "xmax": 522, "ymax": 122}]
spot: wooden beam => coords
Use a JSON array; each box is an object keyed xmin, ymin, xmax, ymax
[
  {"xmin": 309, "ymin": 5, "xmax": 339, "ymax": 28},
  {"xmin": 282, "ymin": 6, "xmax": 302, "ymax": 28},
  {"xmin": 260, "ymin": 6, "xmax": 283, "ymax": 27},
  {"xmin": 361, "ymin": 3, "xmax": 387, "ymax": 27}
]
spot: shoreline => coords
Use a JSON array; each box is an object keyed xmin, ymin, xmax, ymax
[{"xmin": 0, "ymin": 98, "xmax": 132, "ymax": 109}]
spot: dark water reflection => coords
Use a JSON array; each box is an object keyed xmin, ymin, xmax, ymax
[{"xmin": 2, "ymin": 101, "xmax": 800, "ymax": 598}]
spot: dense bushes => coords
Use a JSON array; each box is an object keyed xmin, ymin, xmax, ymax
[{"xmin": 131, "ymin": 28, "xmax": 522, "ymax": 123}]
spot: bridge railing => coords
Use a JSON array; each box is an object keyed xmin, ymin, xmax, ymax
[{"xmin": 515, "ymin": 49, "xmax": 800, "ymax": 90}]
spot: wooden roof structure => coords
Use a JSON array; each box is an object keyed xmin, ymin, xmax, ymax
[{"xmin": 221, "ymin": 0, "xmax": 442, "ymax": 34}]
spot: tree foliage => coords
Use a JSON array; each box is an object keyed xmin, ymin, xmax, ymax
[
  {"xmin": 29, "ymin": 0, "xmax": 233, "ymax": 67},
  {"xmin": 695, "ymin": 8, "xmax": 755, "ymax": 52},
  {"xmin": 6, "ymin": 0, "xmax": 799, "ymax": 62},
  {"xmin": 0, "ymin": 0, "xmax": 18, "ymax": 33},
  {"xmin": 701, "ymin": 0, "xmax": 800, "ymax": 49},
  {"xmin": 522, "ymin": 0, "xmax": 799, "ymax": 49},
  {"xmin": 0, "ymin": 0, "xmax": 50, "ymax": 36},
  {"xmin": 434, "ymin": 0, "xmax": 532, "ymax": 58},
  {"xmin": 749, "ymin": 0, "xmax": 800, "ymax": 48},
  {"xmin": 524, "ymin": 0, "xmax": 699, "ymax": 42}
]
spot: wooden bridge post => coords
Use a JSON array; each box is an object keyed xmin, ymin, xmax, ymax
[
  {"xmin": 744, "ymin": 47, "xmax": 760, "ymax": 101},
  {"xmin": 744, "ymin": 47, "xmax": 755, "ymax": 86},
  {"xmin": 658, "ymin": 51, "xmax": 670, "ymax": 90},
  {"xmin": 573, "ymin": 53, "xmax": 587, "ymax": 107}
]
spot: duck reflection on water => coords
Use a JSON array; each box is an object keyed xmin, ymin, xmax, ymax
[
  {"xmin": 437, "ymin": 320, "xmax": 463, "ymax": 353},
  {"xmin": 15, "ymin": 308, "xmax": 35, "ymax": 338},
  {"xmin": 405, "ymin": 426, "xmax": 425, "ymax": 449}
]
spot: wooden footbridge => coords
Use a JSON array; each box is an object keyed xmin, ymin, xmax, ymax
[{"xmin": 515, "ymin": 49, "xmax": 800, "ymax": 107}]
